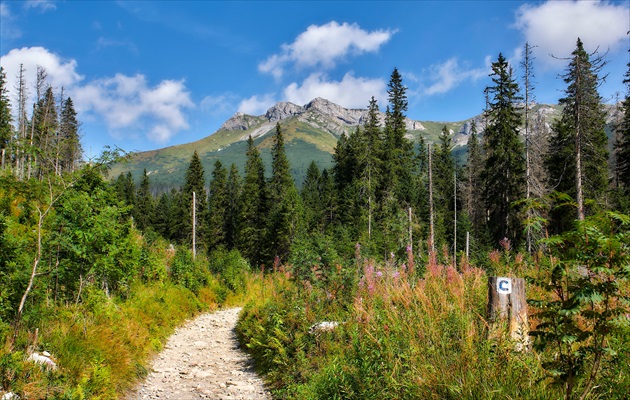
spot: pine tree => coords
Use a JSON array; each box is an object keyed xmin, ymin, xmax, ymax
[
  {"xmin": 266, "ymin": 123, "xmax": 302, "ymax": 264},
  {"xmin": 357, "ymin": 96, "xmax": 383, "ymax": 239},
  {"xmin": 152, "ymin": 190, "xmax": 173, "ymax": 239},
  {"xmin": 0, "ymin": 67, "xmax": 12, "ymax": 169},
  {"xmin": 432, "ymin": 126, "xmax": 456, "ymax": 248},
  {"xmin": 207, "ymin": 160, "xmax": 228, "ymax": 251},
  {"xmin": 31, "ymin": 86, "xmax": 58, "ymax": 178},
  {"xmin": 546, "ymin": 38, "xmax": 609, "ymax": 230},
  {"xmin": 382, "ymin": 68, "xmax": 414, "ymax": 206},
  {"xmin": 464, "ymin": 122, "xmax": 485, "ymax": 240},
  {"xmin": 134, "ymin": 169, "xmax": 154, "ymax": 231},
  {"xmin": 614, "ymin": 59, "xmax": 630, "ymax": 198},
  {"xmin": 237, "ymin": 136, "xmax": 268, "ymax": 266},
  {"xmin": 179, "ymin": 151, "xmax": 208, "ymax": 247},
  {"xmin": 482, "ymin": 53, "xmax": 526, "ymax": 246},
  {"xmin": 301, "ymin": 161, "xmax": 323, "ymax": 232},
  {"xmin": 225, "ymin": 163, "xmax": 241, "ymax": 249},
  {"xmin": 58, "ymin": 97, "xmax": 82, "ymax": 174}
]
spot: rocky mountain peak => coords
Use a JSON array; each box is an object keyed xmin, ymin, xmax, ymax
[{"xmin": 265, "ymin": 102, "xmax": 304, "ymax": 122}]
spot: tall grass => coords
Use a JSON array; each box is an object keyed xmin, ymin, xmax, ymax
[
  {"xmin": 237, "ymin": 252, "xmax": 563, "ymax": 399},
  {"xmin": 1, "ymin": 280, "xmax": 219, "ymax": 399}
]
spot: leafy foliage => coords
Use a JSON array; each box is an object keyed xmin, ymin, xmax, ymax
[{"xmin": 529, "ymin": 211, "xmax": 630, "ymax": 399}]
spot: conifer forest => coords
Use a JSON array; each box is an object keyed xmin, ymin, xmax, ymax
[{"xmin": 1, "ymin": 39, "xmax": 629, "ymax": 399}]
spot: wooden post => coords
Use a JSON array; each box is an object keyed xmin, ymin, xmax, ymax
[{"xmin": 487, "ymin": 276, "xmax": 529, "ymax": 351}]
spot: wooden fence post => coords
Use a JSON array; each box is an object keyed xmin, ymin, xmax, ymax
[{"xmin": 487, "ymin": 276, "xmax": 529, "ymax": 351}]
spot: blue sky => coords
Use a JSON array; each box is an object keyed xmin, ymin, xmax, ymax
[{"xmin": 1, "ymin": 0, "xmax": 628, "ymax": 157}]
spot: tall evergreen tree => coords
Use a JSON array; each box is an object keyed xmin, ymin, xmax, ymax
[
  {"xmin": 178, "ymin": 151, "xmax": 208, "ymax": 246},
  {"xmin": 382, "ymin": 68, "xmax": 415, "ymax": 206},
  {"xmin": 134, "ymin": 169, "xmax": 154, "ymax": 231},
  {"xmin": 464, "ymin": 122, "xmax": 485, "ymax": 240},
  {"xmin": 357, "ymin": 96, "xmax": 383, "ymax": 239},
  {"xmin": 152, "ymin": 191, "xmax": 172, "ymax": 239},
  {"xmin": 432, "ymin": 126, "xmax": 456, "ymax": 248},
  {"xmin": 207, "ymin": 160, "xmax": 228, "ymax": 251},
  {"xmin": 58, "ymin": 97, "xmax": 82, "ymax": 173},
  {"xmin": 546, "ymin": 38, "xmax": 609, "ymax": 230},
  {"xmin": 237, "ymin": 136, "xmax": 268, "ymax": 266},
  {"xmin": 614, "ymin": 58, "xmax": 630, "ymax": 200},
  {"xmin": 482, "ymin": 53, "xmax": 526, "ymax": 246},
  {"xmin": 225, "ymin": 163, "xmax": 241, "ymax": 249},
  {"xmin": 31, "ymin": 86, "xmax": 58, "ymax": 177},
  {"xmin": 0, "ymin": 67, "xmax": 12, "ymax": 169},
  {"xmin": 301, "ymin": 161, "xmax": 323, "ymax": 232},
  {"xmin": 266, "ymin": 123, "xmax": 302, "ymax": 264}
]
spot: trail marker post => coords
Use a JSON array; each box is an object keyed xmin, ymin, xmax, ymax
[{"xmin": 487, "ymin": 276, "xmax": 529, "ymax": 351}]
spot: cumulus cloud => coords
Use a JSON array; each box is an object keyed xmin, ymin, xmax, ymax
[
  {"xmin": 238, "ymin": 93, "xmax": 277, "ymax": 115},
  {"xmin": 73, "ymin": 74, "xmax": 194, "ymax": 143},
  {"xmin": 514, "ymin": 0, "xmax": 629, "ymax": 67},
  {"xmin": 0, "ymin": 47, "xmax": 84, "ymax": 101},
  {"xmin": 259, "ymin": 21, "xmax": 395, "ymax": 79},
  {"xmin": 423, "ymin": 57, "xmax": 490, "ymax": 96},
  {"xmin": 284, "ymin": 72, "xmax": 387, "ymax": 109},
  {"xmin": 1, "ymin": 46, "xmax": 194, "ymax": 143}
]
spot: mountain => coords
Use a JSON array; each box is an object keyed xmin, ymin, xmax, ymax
[{"xmin": 108, "ymin": 97, "xmax": 573, "ymax": 191}]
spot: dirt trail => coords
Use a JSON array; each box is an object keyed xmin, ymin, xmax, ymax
[{"xmin": 127, "ymin": 307, "xmax": 270, "ymax": 400}]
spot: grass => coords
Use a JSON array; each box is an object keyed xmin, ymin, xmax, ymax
[
  {"xmin": 236, "ymin": 248, "xmax": 618, "ymax": 399},
  {"xmin": 1, "ymin": 280, "xmax": 219, "ymax": 399}
]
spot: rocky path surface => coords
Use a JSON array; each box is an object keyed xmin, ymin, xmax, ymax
[{"xmin": 127, "ymin": 307, "xmax": 270, "ymax": 400}]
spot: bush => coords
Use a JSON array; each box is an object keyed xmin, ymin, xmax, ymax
[{"xmin": 208, "ymin": 247, "xmax": 250, "ymax": 293}]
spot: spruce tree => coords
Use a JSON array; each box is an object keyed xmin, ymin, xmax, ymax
[
  {"xmin": 614, "ymin": 59, "xmax": 630, "ymax": 198},
  {"xmin": 433, "ymin": 126, "xmax": 456, "ymax": 248},
  {"xmin": 464, "ymin": 122, "xmax": 485, "ymax": 240},
  {"xmin": 58, "ymin": 97, "xmax": 82, "ymax": 173},
  {"xmin": 482, "ymin": 53, "xmax": 526, "ymax": 246},
  {"xmin": 266, "ymin": 123, "xmax": 302, "ymax": 264},
  {"xmin": 152, "ymin": 191, "xmax": 173, "ymax": 239},
  {"xmin": 546, "ymin": 38, "xmax": 609, "ymax": 230},
  {"xmin": 301, "ymin": 161, "xmax": 323, "ymax": 232},
  {"xmin": 357, "ymin": 96, "xmax": 383, "ymax": 239},
  {"xmin": 134, "ymin": 169, "xmax": 154, "ymax": 231},
  {"xmin": 179, "ymin": 151, "xmax": 208, "ymax": 247},
  {"xmin": 384, "ymin": 68, "xmax": 415, "ymax": 206},
  {"xmin": 207, "ymin": 160, "xmax": 228, "ymax": 251},
  {"xmin": 237, "ymin": 136, "xmax": 268, "ymax": 266},
  {"xmin": 225, "ymin": 163, "xmax": 241, "ymax": 249},
  {"xmin": 31, "ymin": 86, "xmax": 58, "ymax": 178}
]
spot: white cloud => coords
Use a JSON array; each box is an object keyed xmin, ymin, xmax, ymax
[
  {"xmin": 1, "ymin": 46, "xmax": 194, "ymax": 144},
  {"xmin": 73, "ymin": 74, "xmax": 194, "ymax": 143},
  {"xmin": 423, "ymin": 57, "xmax": 490, "ymax": 96},
  {"xmin": 283, "ymin": 72, "xmax": 386, "ymax": 109},
  {"xmin": 24, "ymin": 0, "xmax": 57, "ymax": 12},
  {"xmin": 259, "ymin": 21, "xmax": 395, "ymax": 79},
  {"xmin": 514, "ymin": 0, "xmax": 629, "ymax": 67},
  {"xmin": 238, "ymin": 93, "xmax": 277, "ymax": 115},
  {"xmin": 0, "ymin": 47, "xmax": 84, "ymax": 101}
]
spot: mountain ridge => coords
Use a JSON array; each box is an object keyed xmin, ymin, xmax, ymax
[{"xmin": 109, "ymin": 97, "xmax": 574, "ymax": 190}]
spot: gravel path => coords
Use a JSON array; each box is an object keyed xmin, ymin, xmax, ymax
[{"xmin": 127, "ymin": 307, "xmax": 270, "ymax": 400}]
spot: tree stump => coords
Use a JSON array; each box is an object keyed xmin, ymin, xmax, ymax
[{"xmin": 487, "ymin": 277, "xmax": 530, "ymax": 351}]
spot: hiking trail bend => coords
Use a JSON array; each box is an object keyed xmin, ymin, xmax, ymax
[{"xmin": 128, "ymin": 307, "xmax": 270, "ymax": 400}]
